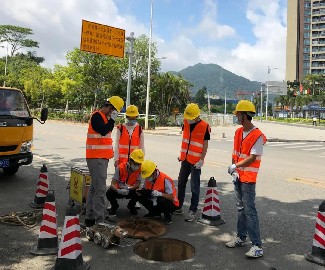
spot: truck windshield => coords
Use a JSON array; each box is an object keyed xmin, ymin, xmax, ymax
[{"xmin": 0, "ymin": 89, "xmax": 30, "ymax": 117}]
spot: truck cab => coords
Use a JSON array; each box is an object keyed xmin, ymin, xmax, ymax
[{"xmin": 0, "ymin": 87, "xmax": 48, "ymax": 175}]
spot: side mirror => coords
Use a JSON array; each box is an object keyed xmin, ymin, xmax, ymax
[{"xmin": 40, "ymin": 108, "xmax": 48, "ymax": 122}]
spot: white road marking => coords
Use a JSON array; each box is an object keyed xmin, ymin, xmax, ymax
[
  {"xmin": 33, "ymin": 155, "xmax": 54, "ymax": 163},
  {"xmin": 301, "ymin": 147, "xmax": 325, "ymax": 151},
  {"xmin": 268, "ymin": 142, "xmax": 306, "ymax": 147}
]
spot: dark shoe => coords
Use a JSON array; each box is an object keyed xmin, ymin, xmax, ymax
[
  {"xmin": 165, "ymin": 218, "xmax": 172, "ymax": 225},
  {"xmin": 109, "ymin": 207, "xmax": 118, "ymax": 216},
  {"xmin": 129, "ymin": 208, "xmax": 138, "ymax": 216},
  {"xmin": 164, "ymin": 213, "xmax": 172, "ymax": 225},
  {"xmin": 85, "ymin": 218, "xmax": 95, "ymax": 227},
  {"xmin": 174, "ymin": 207, "xmax": 183, "ymax": 215}
]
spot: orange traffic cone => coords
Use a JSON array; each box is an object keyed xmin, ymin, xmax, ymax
[
  {"xmin": 198, "ymin": 177, "xmax": 225, "ymax": 226},
  {"xmin": 30, "ymin": 190, "xmax": 58, "ymax": 255},
  {"xmin": 52, "ymin": 206, "xmax": 90, "ymax": 270},
  {"xmin": 305, "ymin": 201, "xmax": 325, "ymax": 266},
  {"xmin": 30, "ymin": 164, "xmax": 49, "ymax": 209}
]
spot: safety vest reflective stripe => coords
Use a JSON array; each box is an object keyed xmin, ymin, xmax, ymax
[
  {"xmin": 86, "ymin": 145, "xmax": 113, "ymax": 149},
  {"xmin": 87, "ymin": 133, "xmax": 111, "ymax": 139},
  {"xmin": 189, "ymin": 141, "xmax": 204, "ymax": 148},
  {"xmin": 119, "ymin": 154, "xmax": 129, "ymax": 158},
  {"xmin": 237, "ymin": 167, "xmax": 260, "ymax": 173},
  {"xmin": 119, "ymin": 144, "xmax": 139, "ymax": 150},
  {"xmin": 233, "ymin": 151, "xmax": 261, "ymax": 160}
]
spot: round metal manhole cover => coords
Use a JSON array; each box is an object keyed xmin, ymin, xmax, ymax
[
  {"xmin": 117, "ymin": 218, "xmax": 167, "ymax": 239},
  {"xmin": 134, "ymin": 238, "xmax": 195, "ymax": 262}
]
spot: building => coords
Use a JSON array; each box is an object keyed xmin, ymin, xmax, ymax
[{"xmin": 286, "ymin": 0, "xmax": 325, "ymax": 82}]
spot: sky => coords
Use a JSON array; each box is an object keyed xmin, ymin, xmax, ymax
[{"xmin": 0, "ymin": 0, "xmax": 287, "ymax": 82}]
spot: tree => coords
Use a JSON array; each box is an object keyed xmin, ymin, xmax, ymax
[
  {"xmin": 194, "ymin": 86, "xmax": 207, "ymax": 106},
  {"xmin": 0, "ymin": 25, "xmax": 39, "ymax": 56}
]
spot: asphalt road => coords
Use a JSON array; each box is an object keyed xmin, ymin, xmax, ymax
[{"xmin": 0, "ymin": 121, "xmax": 324, "ymax": 270}]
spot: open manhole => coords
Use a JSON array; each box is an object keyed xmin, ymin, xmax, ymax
[
  {"xmin": 117, "ymin": 218, "xmax": 166, "ymax": 239},
  {"xmin": 134, "ymin": 238, "xmax": 195, "ymax": 262}
]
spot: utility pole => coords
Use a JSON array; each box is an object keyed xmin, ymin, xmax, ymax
[{"xmin": 126, "ymin": 32, "xmax": 135, "ymax": 108}]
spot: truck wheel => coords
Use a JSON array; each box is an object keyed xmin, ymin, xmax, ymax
[{"xmin": 3, "ymin": 166, "xmax": 19, "ymax": 175}]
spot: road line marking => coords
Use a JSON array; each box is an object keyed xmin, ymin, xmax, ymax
[
  {"xmin": 285, "ymin": 145, "xmax": 312, "ymax": 149},
  {"xmin": 301, "ymin": 146, "xmax": 325, "ymax": 151},
  {"xmin": 285, "ymin": 177, "xmax": 325, "ymax": 189},
  {"xmin": 34, "ymin": 155, "xmax": 54, "ymax": 163},
  {"xmin": 269, "ymin": 142, "xmax": 306, "ymax": 147}
]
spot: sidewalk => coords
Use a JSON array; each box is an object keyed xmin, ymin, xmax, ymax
[{"xmin": 144, "ymin": 121, "xmax": 325, "ymax": 142}]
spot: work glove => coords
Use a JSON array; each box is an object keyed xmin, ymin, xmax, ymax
[
  {"xmin": 110, "ymin": 110, "xmax": 118, "ymax": 121},
  {"xmin": 152, "ymin": 190, "xmax": 162, "ymax": 197},
  {"xmin": 228, "ymin": 164, "xmax": 237, "ymax": 175},
  {"xmin": 117, "ymin": 189, "xmax": 129, "ymax": 196},
  {"xmin": 194, "ymin": 159, "xmax": 204, "ymax": 169}
]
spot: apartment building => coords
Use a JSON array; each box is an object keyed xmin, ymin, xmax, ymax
[{"xmin": 286, "ymin": 0, "xmax": 325, "ymax": 82}]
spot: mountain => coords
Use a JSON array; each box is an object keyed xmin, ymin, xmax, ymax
[{"xmin": 170, "ymin": 63, "xmax": 262, "ymax": 99}]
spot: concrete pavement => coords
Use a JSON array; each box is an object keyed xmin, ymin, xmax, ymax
[{"xmin": 144, "ymin": 121, "xmax": 325, "ymax": 142}]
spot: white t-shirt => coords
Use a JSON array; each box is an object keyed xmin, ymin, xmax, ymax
[{"xmin": 242, "ymin": 127, "xmax": 263, "ymax": 156}]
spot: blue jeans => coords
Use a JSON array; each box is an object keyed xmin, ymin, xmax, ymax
[
  {"xmin": 177, "ymin": 160, "xmax": 201, "ymax": 212},
  {"xmin": 234, "ymin": 180, "xmax": 262, "ymax": 247}
]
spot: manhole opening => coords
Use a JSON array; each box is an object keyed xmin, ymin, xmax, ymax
[{"xmin": 134, "ymin": 238, "xmax": 195, "ymax": 262}]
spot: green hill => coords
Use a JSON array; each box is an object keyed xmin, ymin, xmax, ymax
[{"xmin": 170, "ymin": 63, "xmax": 262, "ymax": 99}]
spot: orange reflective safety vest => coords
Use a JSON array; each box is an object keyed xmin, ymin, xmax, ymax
[
  {"xmin": 117, "ymin": 123, "xmax": 141, "ymax": 164},
  {"xmin": 179, "ymin": 120, "xmax": 210, "ymax": 165},
  {"xmin": 86, "ymin": 110, "xmax": 113, "ymax": 159},
  {"xmin": 144, "ymin": 171, "xmax": 179, "ymax": 207},
  {"xmin": 115, "ymin": 162, "xmax": 140, "ymax": 189},
  {"xmin": 232, "ymin": 127, "xmax": 267, "ymax": 183}
]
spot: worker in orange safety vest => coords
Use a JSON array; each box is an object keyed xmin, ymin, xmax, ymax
[
  {"xmin": 174, "ymin": 103, "xmax": 211, "ymax": 223},
  {"xmin": 137, "ymin": 160, "xmax": 179, "ymax": 225},
  {"xmin": 114, "ymin": 104, "xmax": 145, "ymax": 167},
  {"xmin": 226, "ymin": 100, "xmax": 267, "ymax": 258},
  {"xmin": 85, "ymin": 96, "xmax": 124, "ymax": 227}
]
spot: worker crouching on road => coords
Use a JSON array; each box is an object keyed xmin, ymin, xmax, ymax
[
  {"xmin": 226, "ymin": 100, "xmax": 267, "ymax": 258},
  {"xmin": 114, "ymin": 105, "xmax": 145, "ymax": 167},
  {"xmin": 106, "ymin": 149, "xmax": 144, "ymax": 216},
  {"xmin": 175, "ymin": 103, "xmax": 210, "ymax": 222},
  {"xmin": 137, "ymin": 160, "xmax": 179, "ymax": 225},
  {"xmin": 85, "ymin": 96, "xmax": 124, "ymax": 227}
]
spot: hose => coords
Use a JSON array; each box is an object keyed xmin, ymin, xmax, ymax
[{"xmin": 0, "ymin": 210, "xmax": 43, "ymax": 229}]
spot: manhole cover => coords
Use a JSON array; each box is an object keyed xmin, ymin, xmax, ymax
[
  {"xmin": 117, "ymin": 218, "xmax": 166, "ymax": 239},
  {"xmin": 134, "ymin": 238, "xmax": 195, "ymax": 262}
]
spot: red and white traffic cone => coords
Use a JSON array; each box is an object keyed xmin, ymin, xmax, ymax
[
  {"xmin": 198, "ymin": 177, "xmax": 225, "ymax": 226},
  {"xmin": 30, "ymin": 164, "xmax": 49, "ymax": 209},
  {"xmin": 305, "ymin": 201, "xmax": 325, "ymax": 267},
  {"xmin": 30, "ymin": 190, "xmax": 58, "ymax": 255},
  {"xmin": 52, "ymin": 206, "xmax": 89, "ymax": 270}
]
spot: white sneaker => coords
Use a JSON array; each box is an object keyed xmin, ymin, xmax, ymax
[
  {"xmin": 226, "ymin": 237, "xmax": 247, "ymax": 248},
  {"xmin": 185, "ymin": 210, "xmax": 196, "ymax": 222},
  {"xmin": 245, "ymin": 245, "xmax": 263, "ymax": 258},
  {"xmin": 135, "ymin": 202, "xmax": 141, "ymax": 209}
]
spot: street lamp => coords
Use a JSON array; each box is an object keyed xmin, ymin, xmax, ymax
[
  {"xmin": 0, "ymin": 44, "xmax": 8, "ymax": 87},
  {"xmin": 126, "ymin": 32, "xmax": 135, "ymax": 108},
  {"xmin": 266, "ymin": 66, "xmax": 278, "ymax": 122},
  {"xmin": 145, "ymin": 0, "xmax": 154, "ymax": 130},
  {"xmin": 260, "ymin": 83, "xmax": 265, "ymax": 122}
]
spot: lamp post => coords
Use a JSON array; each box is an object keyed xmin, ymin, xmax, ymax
[
  {"xmin": 145, "ymin": 0, "xmax": 154, "ymax": 130},
  {"xmin": 266, "ymin": 66, "xmax": 278, "ymax": 122},
  {"xmin": 126, "ymin": 32, "xmax": 135, "ymax": 108},
  {"xmin": 0, "ymin": 44, "xmax": 8, "ymax": 87}
]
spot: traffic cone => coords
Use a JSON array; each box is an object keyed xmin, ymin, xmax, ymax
[
  {"xmin": 198, "ymin": 177, "xmax": 225, "ymax": 226},
  {"xmin": 30, "ymin": 164, "xmax": 49, "ymax": 209},
  {"xmin": 30, "ymin": 190, "xmax": 58, "ymax": 255},
  {"xmin": 52, "ymin": 206, "xmax": 90, "ymax": 270},
  {"xmin": 305, "ymin": 201, "xmax": 325, "ymax": 266}
]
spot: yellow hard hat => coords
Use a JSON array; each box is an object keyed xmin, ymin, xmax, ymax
[
  {"xmin": 184, "ymin": 103, "xmax": 200, "ymax": 120},
  {"xmin": 234, "ymin": 100, "xmax": 256, "ymax": 114},
  {"xmin": 141, "ymin": 160, "xmax": 156, "ymax": 178},
  {"xmin": 126, "ymin": 105, "xmax": 139, "ymax": 117},
  {"xmin": 107, "ymin": 96, "xmax": 124, "ymax": 112},
  {"xmin": 129, "ymin": 149, "xmax": 144, "ymax": 164}
]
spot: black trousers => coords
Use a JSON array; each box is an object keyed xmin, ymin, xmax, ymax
[
  {"xmin": 137, "ymin": 193, "xmax": 175, "ymax": 218},
  {"xmin": 106, "ymin": 188, "xmax": 137, "ymax": 209}
]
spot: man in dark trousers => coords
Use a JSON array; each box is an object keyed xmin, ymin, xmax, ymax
[{"xmin": 85, "ymin": 96, "xmax": 124, "ymax": 227}]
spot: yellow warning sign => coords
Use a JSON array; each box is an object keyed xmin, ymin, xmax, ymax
[
  {"xmin": 70, "ymin": 170, "xmax": 83, "ymax": 204},
  {"xmin": 80, "ymin": 19, "xmax": 125, "ymax": 58}
]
